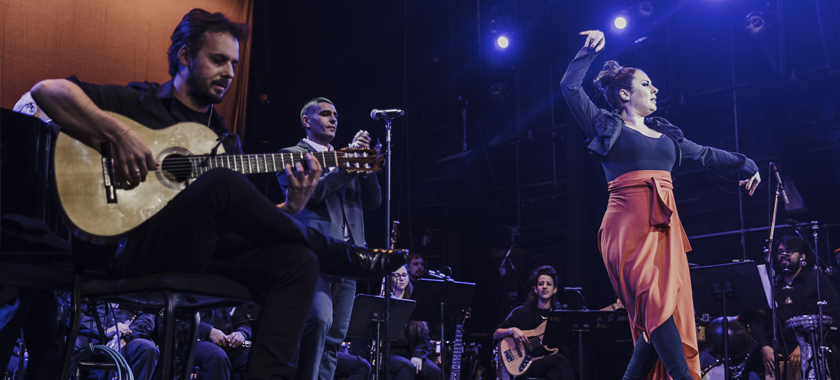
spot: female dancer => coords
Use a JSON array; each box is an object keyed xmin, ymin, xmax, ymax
[
  {"xmin": 493, "ymin": 266, "xmax": 575, "ymax": 380},
  {"xmin": 381, "ymin": 265, "xmax": 442, "ymax": 380},
  {"xmin": 560, "ymin": 30, "xmax": 761, "ymax": 380}
]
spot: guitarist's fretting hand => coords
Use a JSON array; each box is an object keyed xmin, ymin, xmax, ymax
[{"xmin": 277, "ymin": 154, "xmax": 322, "ymax": 217}]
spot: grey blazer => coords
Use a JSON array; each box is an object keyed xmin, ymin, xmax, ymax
[{"xmin": 276, "ymin": 140, "xmax": 381, "ymax": 246}]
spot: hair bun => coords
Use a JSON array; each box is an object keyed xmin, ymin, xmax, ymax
[{"xmin": 594, "ymin": 60, "xmax": 623, "ymax": 89}]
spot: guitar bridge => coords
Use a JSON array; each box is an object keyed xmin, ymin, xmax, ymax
[
  {"xmin": 503, "ymin": 350, "xmax": 514, "ymax": 362},
  {"xmin": 100, "ymin": 143, "xmax": 117, "ymax": 203}
]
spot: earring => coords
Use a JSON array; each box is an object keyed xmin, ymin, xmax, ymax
[{"xmin": 800, "ymin": 259, "xmax": 807, "ymax": 267}]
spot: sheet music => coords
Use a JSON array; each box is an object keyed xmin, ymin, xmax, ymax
[{"xmin": 757, "ymin": 263, "xmax": 773, "ymax": 309}]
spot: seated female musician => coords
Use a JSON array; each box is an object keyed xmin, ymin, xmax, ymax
[
  {"xmin": 493, "ymin": 266, "xmax": 575, "ymax": 380},
  {"xmin": 383, "ymin": 265, "xmax": 443, "ymax": 380}
]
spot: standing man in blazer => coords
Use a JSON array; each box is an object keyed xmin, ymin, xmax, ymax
[{"xmin": 277, "ymin": 97, "xmax": 382, "ymax": 380}]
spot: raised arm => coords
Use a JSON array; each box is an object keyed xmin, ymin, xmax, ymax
[
  {"xmin": 679, "ymin": 138, "xmax": 761, "ymax": 195},
  {"xmin": 30, "ymin": 79, "xmax": 158, "ymax": 188},
  {"xmin": 560, "ymin": 30, "xmax": 606, "ymax": 138}
]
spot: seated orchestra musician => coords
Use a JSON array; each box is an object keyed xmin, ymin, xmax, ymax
[
  {"xmin": 493, "ymin": 265, "xmax": 575, "ymax": 380},
  {"xmin": 407, "ymin": 253, "xmax": 426, "ymax": 283},
  {"xmin": 75, "ymin": 303, "xmax": 158, "ymax": 380},
  {"xmin": 381, "ymin": 265, "xmax": 443, "ymax": 380},
  {"xmin": 195, "ymin": 307, "xmax": 253, "ymax": 380},
  {"xmin": 742, "ymin": 234, "xmax": 840, "ymax": 380}
]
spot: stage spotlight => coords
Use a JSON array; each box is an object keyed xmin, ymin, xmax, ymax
[
  {"xmin": 614, "ymin": 16, "xmax": 628, "ymax": 29},
  {"xmin": 497, "ymin": 36, "xmax": 510, "ymax": 49},
  {"xmin": 744, "ymin": 11, "xmax": 767, "ymax": 36}
]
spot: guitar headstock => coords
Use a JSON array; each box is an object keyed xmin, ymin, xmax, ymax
[{"xmin": 337, "ymin": 144, "xmax": 384, "ymax": 174}]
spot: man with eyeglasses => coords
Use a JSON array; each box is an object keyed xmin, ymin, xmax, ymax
[{"xmin": 746, "ymin": 234, "xmax": 840, "ymax": 380}]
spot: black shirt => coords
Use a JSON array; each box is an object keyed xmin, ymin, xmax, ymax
[
  {"xmin": 752, "ymin": 267, "xmax": 840, "ymax": 353},
  {"xmin": 67, "ymin": 75, "xmax": 242, "ymax": 155},
  {"xmin": 498, "ymin": 303, "xmax": 564, "ymax": 357}
]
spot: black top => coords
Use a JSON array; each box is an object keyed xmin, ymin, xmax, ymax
[
  {"xmin": 497, "ymin": 302, "xmax": 564, "ymax": 357},
  {"xmin": 603, "ymin": 125, "xmax": 677, "ymax": 181},
  {"xmin": 559, "ymin": 46, "xmax": 759, "ymax": 182},
  {"xmin": 78, "ymin": 304, "xmax": 155, "ymax": 346},
  {"xmin": 391, "ymin": 322, "xmax": 431, "ymax": 360},
  {"xmin": 67, "ymin": 75, "xmax": 242, "ymax": 155},
  {"xmin": 198, "ymin": 307, "xmax": 253, "ymax": 342}
]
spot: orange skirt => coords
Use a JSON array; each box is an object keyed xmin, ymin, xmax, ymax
[{"xmin": 598, "ymin": 170, "xmax": 700, "ymax": 380}]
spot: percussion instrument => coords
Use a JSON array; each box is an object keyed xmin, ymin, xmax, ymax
[{"xmin": 785, "ymin": 314, "xmax": 833, "ymax": 333}]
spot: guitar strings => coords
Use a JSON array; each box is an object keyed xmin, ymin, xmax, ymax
[{"xmin": 111, "ymin": 152, "xmax": 375, "ymax": 182}]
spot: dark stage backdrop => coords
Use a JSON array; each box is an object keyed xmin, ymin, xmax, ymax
[{"xmin": 0, "ymin": 0, "xmax": 253, "ymax": 138}]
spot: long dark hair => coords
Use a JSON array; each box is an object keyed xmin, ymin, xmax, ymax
[
  {"xmin": 526, "ymin": 265, "xmax": 559, "ymax": 306},
  {"xmin": 167, "ymin": 9, "xmax": 251, "ymax": 77},
  {"xmin": 593, "ymin": 60, "xmax": 637, "ymax": 111},
  {"xmin": 384, "ymin": 265, "xmax": 429, "ymax": 338}
]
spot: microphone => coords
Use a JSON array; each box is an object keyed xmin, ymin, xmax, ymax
[
  {"xmin": 427, "ymin": 267, "xmax": 451, "ymax": 279},
  {"xmin": 770, "ymin": 162, "xmax": 790, "ymax": 204},
  {"xmin": 370, "ymin": 109, "xmax": 405, "ymax": 121}
]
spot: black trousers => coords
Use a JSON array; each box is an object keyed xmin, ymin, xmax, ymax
[
  {"xmin": 0, "ymin": 289, "xmax": 63, "ymax": 380},
  {"xmin": 113, "ymin": 169, "xmax": 321, "ymax": 380},
  {"xmin": 390, "ymin": 356, "xmax": 441, "ymax": 380},
  {"xmin": 524, "ymin": 354, "xmax": 575, "ymax": 380},
  {"xmin": 194, "ymin": 341, "xmax": 250, "ymax": 380}
]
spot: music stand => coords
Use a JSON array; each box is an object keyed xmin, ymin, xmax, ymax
[
  {"xmin": 347, "ymin": 295, "xmax": 416, "ymax": 380},
  {"xmin": 543, "ymin": 310, "xmax": 629, "ymax": 380},
  {"xmin": 690, "ymin": 261, "xmax": 770, "ymax": 379},
  {"xmin": 409, "ymin": 279, "xmax": 476, "ymax": 373}
]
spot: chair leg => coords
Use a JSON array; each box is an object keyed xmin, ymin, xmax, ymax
[
  {"xmin": 60, "ymin": 274, "xmax": 83, "ymax": 380},
  {"xmin": 156, "ymin": 289, "xmax": 176, "ymax": 380},
  {"xmin": 176, "ymin": 312, "xmax": 201, "ymax": 380}
]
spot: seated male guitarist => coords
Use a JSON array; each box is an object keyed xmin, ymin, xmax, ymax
[
  {"xmin": 493, "ymin": 266, "xmax": 575, "ymax": 380},
  {"xmin": 29, "ymin": 9, "xmax": 403, "ymax": 379}
]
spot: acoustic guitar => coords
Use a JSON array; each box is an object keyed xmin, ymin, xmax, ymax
[{"xmin": 52, "ymin": 112, "xmax": 382, "ymax": 243}]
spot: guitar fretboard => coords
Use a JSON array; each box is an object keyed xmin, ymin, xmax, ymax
[{"xmin": 190, "ymin": 151, "xmax": 341, "ymax": 176}]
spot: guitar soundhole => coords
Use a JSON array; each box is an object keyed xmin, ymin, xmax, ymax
[
  {"xmin": 161, "ymin": 154, "xmax": 191, "ymax": 183},
  {"xmin": 156, "ymin": 147, "xmax": 195, "ymax": 190}
]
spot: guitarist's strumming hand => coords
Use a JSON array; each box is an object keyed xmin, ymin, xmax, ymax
[
  {"xmin": 277, "ymin": 153, "xmax": 322, "ymax": 217},
  {"xmin": 509, "ymin": 327, "xmax": 528, "ymax": 345},
  {"xmin": 110, "ymin": 116, "xmax": 159, "ymax": 189}
]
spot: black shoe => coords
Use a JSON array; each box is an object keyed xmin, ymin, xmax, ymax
[
  {"xmin": 307, "ymin": 228, "xmax": 408, "ymax": 280},
  {"xmin": 320, "ymin": 246, "xmax": 407, "ymax": 281}
]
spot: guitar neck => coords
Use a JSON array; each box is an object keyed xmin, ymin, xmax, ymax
[
  {"xmin": 449, "ymin": 324, "xmax": 464, "ymax": 380},
  {"xmin": 192, "ymin": 151, "xmax": 340, "ymax": 176}
]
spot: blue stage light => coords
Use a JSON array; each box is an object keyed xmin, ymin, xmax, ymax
[
  {"xmin": 497, "ymin": 36, "xmax": 509, "ymax": 49},
  {"xmin": 614, "ymin": 16, "xmax": 627, "ymax": 29}
]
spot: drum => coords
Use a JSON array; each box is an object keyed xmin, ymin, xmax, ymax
[
  {"xmin": 705, "ymin": 317, "xmax": 752, "ymax": 360},
  {"xmin": 785, "ymin": 314, "xmax": 833, "ymax": 332}
]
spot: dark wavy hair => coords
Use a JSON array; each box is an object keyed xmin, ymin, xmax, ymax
[
  {"xmin": 526, "ymin": 265, "xmax": 559, "ymax": 305},
  {"xmin": 593, "ymin": 60, "xmax": 637, "ymax": 111},
  {"xmin": 167, "ymin": 9, "xmax": 251, "ymax": 78}
]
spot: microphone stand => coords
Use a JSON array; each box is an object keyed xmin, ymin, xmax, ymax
[
  {"xmin": 765, "ymin": 163, "xmax": 784, "ymax": 380},
  {"xmin": 796, "ymin": 223, "xmax": 829, "ymax": 380}
]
